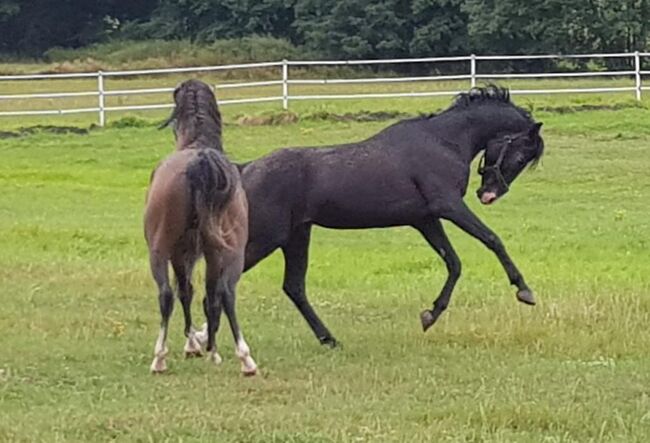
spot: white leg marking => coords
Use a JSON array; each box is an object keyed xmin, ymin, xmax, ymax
[
  {"xmin": 150, "ymin": 326, "xmax": 169, "ymax": 373},
  {"xmin": 236, "ymin": 337, "xmax": 257, "ymax": 376},
  {"xmin": 208, "ymin": 349, "xmax": 223, "ymax": 365},
  {"xmin": 183, "ymin": 330, "xmax": 203, "ymax": 358},
  {"xmin": 194, "ymin": 323, "xmax": 208, "ymax": 347}
]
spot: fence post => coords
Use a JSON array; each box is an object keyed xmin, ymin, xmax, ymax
[
  {"xmin": 634, "ymin": 51, "xmax": 642, "ymax": 101},
  {"xmin": 282, "ymin": 59, "xmax": 289, "ymax": 110},
  {"xmin": 97, "ymin": 70, "xmax": 105, "ymax": 126},
  {"xmin": 470, "ymin": 54, "xmax": 477, "ymax": 88}
]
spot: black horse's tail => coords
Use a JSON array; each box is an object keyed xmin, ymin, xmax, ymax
[{"xmin": 185, "ymin": 149, "xmax": 238, "ymax": 248}]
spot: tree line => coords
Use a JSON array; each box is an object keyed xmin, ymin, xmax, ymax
[{"xmin": 0, "ymin": 0, "xmax": 647, "ymax": 59}]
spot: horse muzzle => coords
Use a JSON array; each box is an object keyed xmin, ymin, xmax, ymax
[
  {"xmin": 479, "ymin": 191, "xmax": 498, "ymax": 205},
  {"xmin": 477, "ymin": 185, "xmax": 508, "ymax": 205}
]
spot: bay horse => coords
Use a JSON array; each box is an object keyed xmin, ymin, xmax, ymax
[
  {"xmin": 238, "ymin": 86, "xmax": 544, "ymax": 347},
  {"xmin": 145, "ymin": 79, "xmax": 256, "ymax": 375}
]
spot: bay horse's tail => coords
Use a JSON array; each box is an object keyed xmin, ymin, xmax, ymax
[{"xmin": 186, "ymin": 149, "xmax": 238, "ymax": 249}]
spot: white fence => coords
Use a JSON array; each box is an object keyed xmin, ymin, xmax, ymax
[{"xmin": 0, "ymin": 52, "xmax": 648, "ymax": 126}]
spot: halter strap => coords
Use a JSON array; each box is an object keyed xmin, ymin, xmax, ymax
[{"xmin": 477, "ymin": 135, "xmax": 512, "ymax": 191}]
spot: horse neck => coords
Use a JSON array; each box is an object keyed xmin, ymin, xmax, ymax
[
  {"xmin": 175, "ymin": 122, "xmax": 223, "ymax": 152},
  {"xmin": 427, "ymin": 105, "xmax": 530, "ymax": 161}
]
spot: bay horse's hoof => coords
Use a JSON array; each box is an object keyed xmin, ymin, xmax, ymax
[
  {"xmin": 150, "ymin": 358, "xmax": 167, "ymax": 374},
  {"xmin": 184, "ymin": 349, "xmax": 203, "ymax": 359},
  {"xmin": 420, "ymin": 310, "xmax": 436, "ymax": 332},
  {"xmin": 517, "ymin": 289, "xmax": 536, "ymax": 306},
  {"xmin": 184, "ymin": 335, "xmax": 203, "ymax": 358},
  {"xmin": 207, "ymin": 351, "xmax": 223, "ymax": 366}
]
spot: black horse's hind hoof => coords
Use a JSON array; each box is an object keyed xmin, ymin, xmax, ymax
[
  {"xmin": 420, "ymin": 310, "xmax": 437, "ymax": 332},
  {"xmin": 517, "ymin": 289, "xmax": 536, "ymax": 305},
  {"xmin": 320, "ymin": 336, "xmax": 340, "ymax": 349}
]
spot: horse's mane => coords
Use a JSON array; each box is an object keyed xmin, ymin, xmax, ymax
[
  {"xmin": 417, "ymin": 85, "xmax": 533, "ymax": 123},
  {"xmin": 452, "ymin": 84, "xmax": 512, "ymax": 108},
  {"xmin": 397, "ymin": 85, "xmax": 544, "ymax": 167},
  {"xmin": 450, "ymin": 85, "xmax": 533, "ymax": 121},
  {"xmin": 455, "ymin": 85, "xmax": 544, "ymax": 166},
  {"xmin": 166, "ymin": 79, "xmax": 223, "ymax": 151}
]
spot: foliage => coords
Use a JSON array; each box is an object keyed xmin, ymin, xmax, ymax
[
  {"xmin": 123, "ymin": 0, "xmax": 297, "ymax": 42},
  {"xmin": 0, "ymin": 0, "xmax": 648, "ymax": 61},
  {"xmin": 0, "ymin": 0, "xmax": 156, "ymax": 55},
  {"xmin": 43, "ymin": 37, "xmax": 302, "ymax": 67},
  {"xmin": 463, "ymin": 0, "xmax": 649, "ymax": 55},
  {"xmin": 294, "ymin": 0, "xmax": 412, "ymax": 59},
  {"xmin": 409, "ymin": 0, "xmax": 469, "ymax": 57}
]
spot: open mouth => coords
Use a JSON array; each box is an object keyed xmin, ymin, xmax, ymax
[{"xmin": 479, "ymin": 191, "xmax": 498, "ymax": 205}]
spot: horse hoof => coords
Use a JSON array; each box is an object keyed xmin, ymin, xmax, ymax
[
  {"xmin": 320, "ymin": 336, "xmax": 339, "ymax": 348},
  {"xmin": 184, "ymin": 349, "xmax": 203, "ymax": 359},
  {"xmin": 208, "ymin": 351, "xmax": 223, "ymax": 366},
  {"xmin": 420, "ymin": 310, "xmax": 436, "ymax": 332},
  {"xmin": 517, "ymin": 289, "xmax": 536, "ymax": 306},
  {"xmin": 150, "ymin": 358, "xmax": 167, "ymax": 374},
  {"xmin": 241, "ymin": 361, "xmax": 258, "ymax": 377},
  {"xmin": 184, "ymin": 336, "xmax": 203, "ymax": 358}
]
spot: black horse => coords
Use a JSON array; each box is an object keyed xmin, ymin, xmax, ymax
[{"xmin": 243, "ymin": 86, "xmax": 544, "ymax": 346}]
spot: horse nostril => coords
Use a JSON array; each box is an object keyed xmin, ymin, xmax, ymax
[{"xmin": 480, "ymin": 191, "xmax": 498, "ymax": 205}]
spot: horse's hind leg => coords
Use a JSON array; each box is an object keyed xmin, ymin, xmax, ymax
[
  {"xmin": 149, "ymin": 250, "xmax": 175, "ymax": 373},
  {"xmin": 171, "ymin": 255, "xmax": 202, "ymax": 358},
  {"xmin": 222, "ymin": 284, "xmax": 257, "ymax": 376},
  {"xmin": 203, "ymin": 258, "xmax": 224, "ymax": 365},
  {"xmin": 282, "ymin": 225, "xmax": 337, "ymax": 347},
  {"xmin": 218, "ymin": 254, "xmax": 257, "ymax": 376},
  {"xmin": 414, "ymin": 219, "xmax": 462, "ymax": 332}
]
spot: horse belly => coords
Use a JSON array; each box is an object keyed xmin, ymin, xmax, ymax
[{"xmin": 312, "ymin": 193, "xmax": 426, "ymax": 229}]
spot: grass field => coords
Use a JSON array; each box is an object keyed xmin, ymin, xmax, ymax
[
  {"xmin": 1, "ymin": 87, "xmax": 650, "ymax": 442},
  {"xmin": 0, "ymin": 67, "xmax": 645, "ymax": 129}
]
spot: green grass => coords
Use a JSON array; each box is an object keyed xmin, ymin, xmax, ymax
[
  {"xmin": 0, "ymin": 65, "xmax": 645, "ymax": 129},
  {"xmin": 0, "ymin": 97, "xmax": 650, "ymax": 442}
]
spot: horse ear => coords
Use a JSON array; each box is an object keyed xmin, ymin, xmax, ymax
[
  {"xmin": 529, "ymin": 122, "xmax": 543, "ymax": 136},
  {"xmin": 172, "ymin": 82, "xmax": 184, "ymax": 101}
]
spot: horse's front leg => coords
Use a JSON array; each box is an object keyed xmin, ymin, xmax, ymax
[{"xmin": 442, "ymin": 201, "xmax": 535, "ymax": 305}]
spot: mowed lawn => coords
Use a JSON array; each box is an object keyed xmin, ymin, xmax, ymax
[{"xmin": 0, "ymin": 105, "xmax": 649, "ymax": 442}]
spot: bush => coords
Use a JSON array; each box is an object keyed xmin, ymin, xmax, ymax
[{"xmin": 44, "ymin": 37, "xmax": 310, "ymax": 69}]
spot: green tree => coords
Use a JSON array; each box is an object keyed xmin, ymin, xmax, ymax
[
  {"xmin": 409, "ymin": 0, "xmax": 469, "ymax": 56},
  {"xmin": 132, "ymin": 0, "xmax": 297, "ymax": 42},
  {"xmin": 1, "ymin": 0, "xmax": 648, "ymax": 63},
  {"xmin": 0, "ymin": 0, "xmax": 156, "ymax": 55},
  {"xmin": 462, "ymin": 0, "xmax": 649, "ymax": 55},
  {"xmin": 295, "ymin": 0, "xmax": 411, "ymax": 59}
]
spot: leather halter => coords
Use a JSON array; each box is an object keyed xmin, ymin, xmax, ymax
[{"xmin": 477, "ymin": 135, "xmax": 512, "ymax": 192}]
